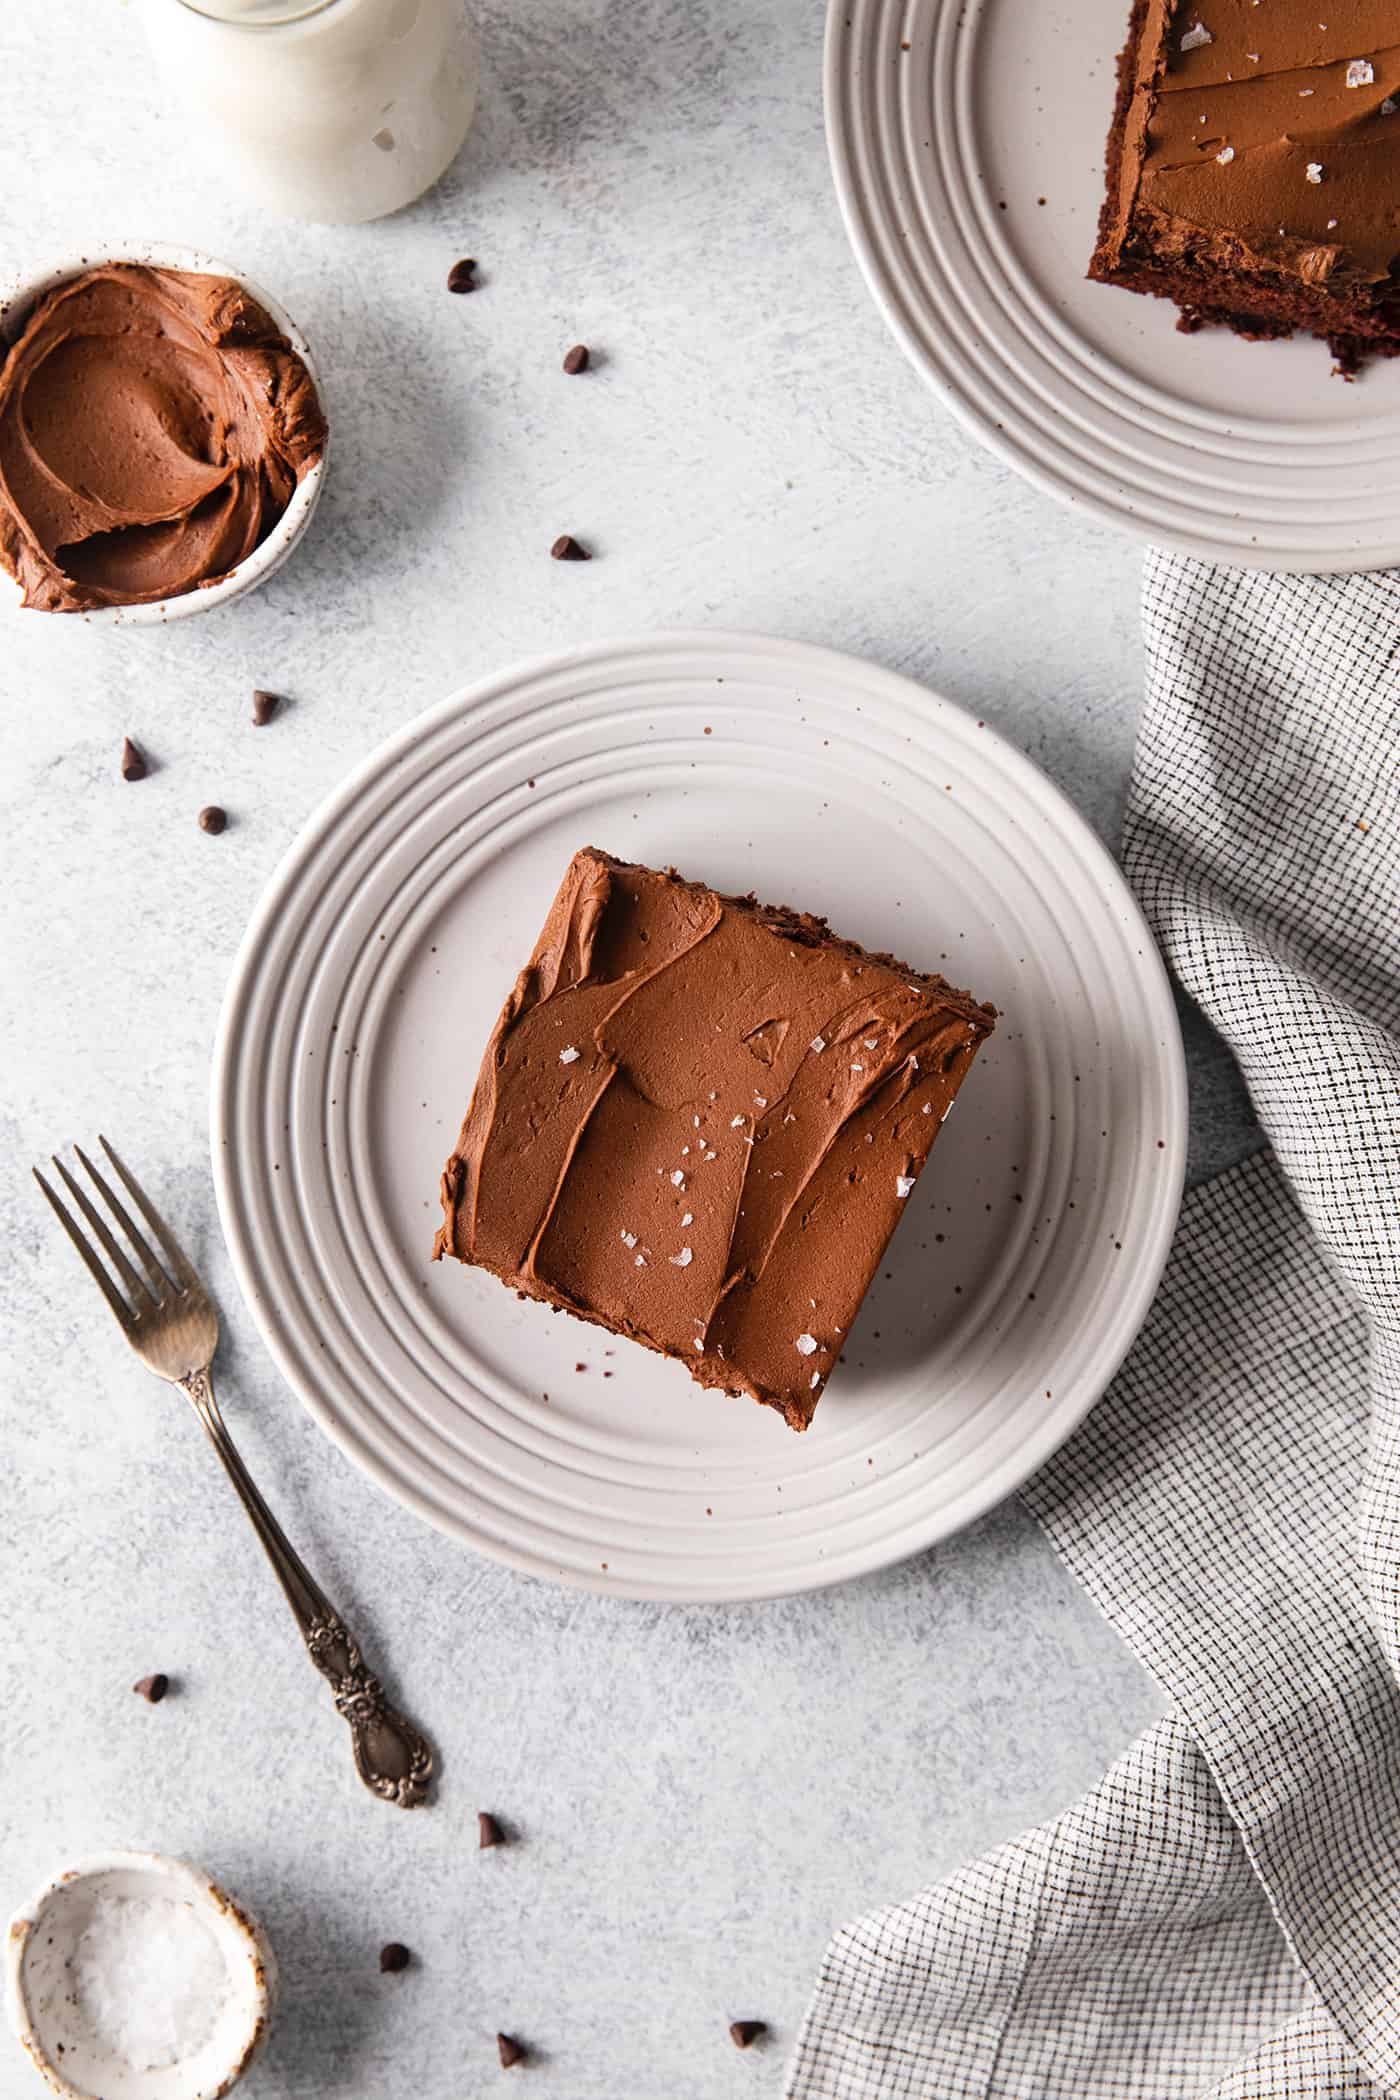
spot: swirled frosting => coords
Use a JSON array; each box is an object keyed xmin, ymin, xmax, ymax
[
  {"xmin": 435, "ymin": 848, "xmax": 996, "ymax": 1431},
  {"xmin": 0, "ymin": 265, "xmax": 325, "ymax": 613}
]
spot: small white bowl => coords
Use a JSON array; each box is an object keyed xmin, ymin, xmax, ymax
[
  {"xmin": 0, "ymin": 241, "xmax": 327, "ymax": 625},
  {"xmin": 6, "ymin": 1851, "xmax": 276, "ymax": 2099}
]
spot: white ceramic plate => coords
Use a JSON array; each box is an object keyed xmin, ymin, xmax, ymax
[
  {"xmin": 824, "ymin": 0, "xmax": 1400, "ymax": 572},
  {"xmin": 212, "ymin": 634, "xmax": 1185, "ymax": 1602}
]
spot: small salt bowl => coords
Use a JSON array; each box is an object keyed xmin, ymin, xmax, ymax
[{"xmin": 6, "ymin": 1851, "xmax": 276, "ymax": 2100}]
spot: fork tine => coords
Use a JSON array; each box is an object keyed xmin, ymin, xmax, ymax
[
  {"xmin": 95, "ymin": 1136, "xmax": 199, "ymax": 1290},
  {"xmin": 73, "ymin": 1144, "xmax": 172, "ymax": 1296},
  {"xmin": 33, "ymin": 1166, "xmax": 134, "ymax": 1329},
  {"xmin": 53, "ymin": 1155, "xmax": 160, "ymax": 1309}
]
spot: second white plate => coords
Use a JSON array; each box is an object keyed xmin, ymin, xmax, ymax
[
  {"xmin": 212, "ymin": 633, "xmax": 1185, "ymax": 1601},
  {"xmin": 825, "ymin": 0, "xmax": 1400, "ymax": 571}
]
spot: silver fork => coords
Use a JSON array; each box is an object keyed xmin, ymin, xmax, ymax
[{"xmin": 34, "ymin": 1137, "xmax": 433, "ymax": 1809}]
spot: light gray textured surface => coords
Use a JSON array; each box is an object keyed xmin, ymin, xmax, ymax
[{"xmin": 0, "ymin": 2, "xmax": 1258, "ymax": 2094}]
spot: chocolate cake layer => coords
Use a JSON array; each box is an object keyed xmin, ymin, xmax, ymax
[
  {"xmin": 1090, "ymin": 0, "xmax": 1400, "ymax": 370},
  {"xmin": 434, "ymin": 849, "xmax": 995, "ymax": 1432}
]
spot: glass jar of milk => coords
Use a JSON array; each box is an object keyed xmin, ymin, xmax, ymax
[{"xmin": 140, "ymin": 0, "xmax": 480, "ymax": 223}]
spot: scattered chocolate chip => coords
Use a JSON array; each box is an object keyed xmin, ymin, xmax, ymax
[
  {"xmin": 379, "ymin": 1942, "xmax": 411, "ymax": 1973},
  {"xmin": 447, "ymin": 258, "xmax": 478, "ymax": 294},
  {"xmin": 133, "ymin": 1672, "xmax": 168, "ymax": 1703},
  {"xmin": 496, "ymin": 2033, "xmax": 525, "ymax": 2068},
  {"xmin": 478, "ymin": 1811, "xmax": 505, "ymax": 1849},
  {"xmin": 562, "ymin": 343, "xmax": 590, "ymax": 374},
  {"xmin": 729, "ymin": 2021, "xmax": 767, "ymax": 2050},
  {"xmin": 550, "ymin": 534, "xmax": 591, "ymax": 562},
  {"xmin": 198, "ymin": 805, "xmax": 228, "ymax": 835},
  {"xmin": 120, "ymin": 737, "xmax": 148, "ymax": 783},
  {"xmin": 251, "ymin": 688, "xmax": 282, "ymax": 726}
]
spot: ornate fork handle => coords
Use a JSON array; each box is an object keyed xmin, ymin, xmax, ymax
[{"xmin": 180, "ymin": 1367, "xmax": 433, "ymax": 1808}]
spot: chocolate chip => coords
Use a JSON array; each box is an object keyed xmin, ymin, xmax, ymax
[
  {"xmin": 198, "ymin": 805, "xmax": 228, "ymax": 835},
  {"xmin": 478, "ymin": 1811, "xmax": 505, "ymax": 1849},
  {"xmin": 251, "ymin": 689, "xmax": 282, "ymax": 726},
  {"xmin": 562, "ymin": 343, "xmax": 590, "ymax": 374},
  {"xmin": 379, "ymin": 1943, "xmax": 411, "ymax": 1972},
  {"xmin": 133, "ymin": 1673, "xmax": 168, "ymax": 1703},
  {"xmin": 447, "ymin": 259, "xmax": 478, "ymax": 294},
  {"xmin": 120, "ymin": 737, "xmax": 148, "ymax": 783},
  {"xmin": 550, "ymin": 534, "xmax": 591, "ymax": 562},
  {"xmin": 496, "ymin": 2033, "xmax": 525, "ymax": 2067},
  {"xmin": 729, "ymin": 2021, "xmax": 767, "ymax": 2050}
]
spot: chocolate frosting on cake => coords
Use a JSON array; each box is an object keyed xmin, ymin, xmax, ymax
[
  {"xmin": 0, "ymin": 265, "xmax": 325, "ymax": 613},
  {"xmin": 435, "ymin": 849, "xmax": 996, "ymax": 1431},
  {"xmin": 1097, "ymin": 0, "xmax": 1400, "ymax": 286}
]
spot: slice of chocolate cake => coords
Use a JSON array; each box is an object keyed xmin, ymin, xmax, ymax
[
  {"xmin": 434, "ymin": 848, "xmax": 995, "ymax": 1432},
  {"xmin": 1090, "ymin": 1, "xmax": 1400, "ymax": 373}
]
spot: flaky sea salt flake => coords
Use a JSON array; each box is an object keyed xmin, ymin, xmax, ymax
[
  {"xmin": 620, "ymin": 1230, "xmax": 637, "ymax": 1248},
  {"xmin": 1216, "ymin": 144, "xmax": 1235, "ymax": 163},
  {"xmin": 1346, "ymin": 58, "xmax": 1374, "ymax": 85},
  {"xmin": 795, "ymin": 1333, "xmax": 818, "ymax": 1357},
  {"xmin": 810, "ymin": 1035, "xmax": 826, "ymax": 1053},
  {"xmin": 682, "ymin": 1212, "xmax": 693, "ymax": 1226},
  {"xmin": 810, "ymin": 1372, "xmax": 821, "ymax": 1390},
  {"xmin": 1383, "ymin": 97, "xmax": 1397, "ymax": 114},
  {"xmin": 559, "ymin": 1045, "xmax": 581, "ymax": 1064},
  {"xmin": 1179, "ymin": 19, "xmax": 1213, "ymax": 50},
  {"xmin": 1306, "ymin": 161, "xmax": 1324, "ymax": 182},
  {"xmin": 896, "ymin": 1175, "xmax": 916, "ymax": 1199},
  {"xmin": 730, "ymin": 1116, "xmax": 746, "ymax": 1128},
  {"xmin": 670, "ymin": 1247, "xmax": 693, "ymax": 1267},
  {"xmin": 71, "ymin": 1894, "xmax": 224, "ymax": 2073},
  {"xmin": 670, "ymin": 1169, "xmax": 686, "ymax": 1187}
]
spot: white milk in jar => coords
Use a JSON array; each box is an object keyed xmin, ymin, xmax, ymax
[{"xmin": 139, "ymin": 0, "xmax": 480, "ymax": 223}]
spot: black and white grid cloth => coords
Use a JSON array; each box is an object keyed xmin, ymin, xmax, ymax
[{"xmin": 788, "ymin": 553, "xmax": 1400, "ymax": 2099}]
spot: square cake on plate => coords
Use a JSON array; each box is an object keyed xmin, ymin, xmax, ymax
[
  {"xmin": 434, "ymin": 848, "xmax": 995, "ymax": 1431},
  {"xmin": 1090, "ymin": 0, "xmax": 1400, "ymax": 371}
]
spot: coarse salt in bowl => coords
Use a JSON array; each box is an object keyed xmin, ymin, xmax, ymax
[
  {"xmin": 6, "ymin": 1852, "xmax": 276, "ymax": 2099},
  {"xmin": 0, "ymin": 240, "xmax": 327, "ymax": 627}
]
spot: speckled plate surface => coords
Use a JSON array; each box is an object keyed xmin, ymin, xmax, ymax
[
  {"xmin": 825, "ymin": 0, "xmax": 1400, "ymax": 572},
  {"xmin": 212, "ymin": 634, "xmax": 1185, "ymax": 1602}
]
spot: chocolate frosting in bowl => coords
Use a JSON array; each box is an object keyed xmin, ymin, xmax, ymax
[{"xmin": 0, "ymin": 264, "xmax": 325, "ymax": 613}]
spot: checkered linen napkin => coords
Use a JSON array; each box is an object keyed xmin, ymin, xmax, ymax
[{"xmin": 787, "ymin": 552, "xmax": 1400, "ymax": 2099}]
